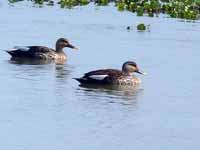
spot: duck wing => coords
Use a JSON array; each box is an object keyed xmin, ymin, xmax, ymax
[
  {"xmin": 6, "ymin": 46, "xmax": 55, "ymax": 58},
  {"xmin": 84, "ymin": 69, "xmax": 123, "ymax": 78},
  {"xmin": 75, "ymin": 69, "xmax": 123, "ymax": 84}
]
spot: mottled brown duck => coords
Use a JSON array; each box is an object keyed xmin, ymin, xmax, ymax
[
  {"xmin": 6, "ymin": 38, "xmax": 77, "ymax": 62},
  {"xmin": 74, "ymin": 61, "xmax": 145, "ymax": 86}
]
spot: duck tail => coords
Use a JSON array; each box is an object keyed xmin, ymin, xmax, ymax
[
  {"xmin": 73, "ymin": 78, "xmax": 82, "ymax": 82},
  {"xmin": 6, "ymin": 50, "xmax": 15, "ymax": 57},
  {"xmin": 73, "ymin": 78, "xmax": 86, "ymax": 83},
  {"xmin": 0, "ymin": 49, "xmax": 11, "ymax": 54}
]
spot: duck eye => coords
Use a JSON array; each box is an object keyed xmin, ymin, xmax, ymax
[
  {"xmin": 131, "ymin": 63, "xmax": 137, "ymax": 67},
  {"xmin": 128, "ymin": 64, "xmax": 133, "ymax": 67},
  {"xmin": 133, "ymin": 65, "xmax": 136, "ymax": 67}
]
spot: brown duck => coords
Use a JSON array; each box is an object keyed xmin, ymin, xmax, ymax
[
  {"xmin": 6, "ymin": 38, "xmax": 77, "ymax": 61},
  {"xmin": 74, "ymin": 61, "xmax": 146, "ymax": 86}
]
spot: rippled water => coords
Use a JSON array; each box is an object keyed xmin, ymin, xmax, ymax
[{"xmin": 0, "ymin": 1, "xmax": 200, "ymax": 150}]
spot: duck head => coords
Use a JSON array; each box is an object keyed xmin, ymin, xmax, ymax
[
  {"xmin": 56, "ymin": 38, "xmax": 78, "ymax": 52},
  {"xmin": 122, "ymin": 61, "xmax": 146, "ymax": 75}
]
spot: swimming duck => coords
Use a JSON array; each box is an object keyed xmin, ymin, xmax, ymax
[
  {"xmin": 6, "ymin": 38, "xmax": 77, "ymax": 61},
  {"xmin": 74, "ymin": 61, "xmax": 145, "ymax": 86}
]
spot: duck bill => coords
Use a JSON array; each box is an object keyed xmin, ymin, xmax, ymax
[
  {"xmin": 67, "ymin": 43, "xmax": 78, "ymax": 50},
  {"xmin": 136, "ymin": 70, "xmax": 146, "ymax": 75}
]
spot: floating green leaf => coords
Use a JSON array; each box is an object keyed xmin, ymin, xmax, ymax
[{"xmin": 137, "ymin": 23, "xmax": 146, "ymax": 31}]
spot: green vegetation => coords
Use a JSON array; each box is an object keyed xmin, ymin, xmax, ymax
[
  {"xmin": 137, "ymin": 23, "xmax": 146, "ymax": 31},
  {"xmin": 95, "ymin": 0, "xmax": 109, "ymax": 6},
  {"xmin": 58, "ymin": 0, "xmax": 89, "ymax": 8},
  {"xmin": 8, "ymin": 0, "xmax": 55, "ymax": 5},
  {"xmin": 8, "ymin": 0, "xmax": 23, "ymax": 3},
  {"xmin": 47, "ymin": 0, "xmax": 54, "ymax": 6},
  {"xmin": 117, "ymin": 2, "xmax": 125, "ymax": 11},
  {"xmin": 8, "ymin": 0, "xmax": 200, "ymax": 20}
]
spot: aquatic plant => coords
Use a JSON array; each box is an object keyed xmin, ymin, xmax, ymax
[
  {"xmin": 47, "ymin": 0, "xmax": 54, "ymax": 6},
  {"xmin": 95, "ymin": 0, "xmax": 109, "ymax": 6},
  {"xmin": 128, "ymin": 2, "xmax": 137, "ymax": 12},
  {"xmin": 58, "ymin": 0, "xmax": 90, "ymax": 8},
  {"xmin": 136, "ymin": 6, "xmax": 144, "ymax": 16},
  {"xmin": 137, "ymin": 23, "xmax": 146, "ymax": 31},
  {"xmin": 8, "ymin": 0, "xmax": 23, "ymax": 3},
  {"xmin": 34, "ymin": 0, "xmax": 42, "ymax": 4},
  {"xmin": 7, "ymin": 0, "xmax": 200, "ymax": 20},
  {"xmin": 117, "ymin": 2, "xmax": 125, "ymax": 11},
  {"xmin": 80, "ymin": 0, "xmax": 89, "ymax": 5},
  {"xmin": 9, "ymin": 0, "xmax": 55, "ymax": 5},
  {"xmin": 59, "ymin": 0, "xmax": 77, "ymax": 8},
  {"xmin": 124, "ymin": 0, "xmax": 199, "ymax": 20}
]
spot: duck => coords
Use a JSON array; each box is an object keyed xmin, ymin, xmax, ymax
[
  {"xmin": 74, "ymin": 61, "xmax": 145, "ymax": 86},
  {"xmin": 6, "ymin": 38, "xmax": 77, "ymax": 61}
]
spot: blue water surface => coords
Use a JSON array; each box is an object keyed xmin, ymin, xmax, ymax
[{"xmin": 0, "ymin": 1, "xmax": 200, "ymax": 149}]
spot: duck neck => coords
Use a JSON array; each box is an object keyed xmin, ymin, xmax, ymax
[
  {"xmin": 56, "ymin": 45, "xmax": 64, "ymax": 53},
  {"xmin": 122, "ymin": 70, "xmax": 131, "ymax": 76},
  {"xmin": 122, "ymin": 66, "xmax": 131, "ymax": 76}
]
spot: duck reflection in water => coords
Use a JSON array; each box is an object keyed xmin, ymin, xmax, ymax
[
  {"xmin": 9, "ymin": 57, "xmax": 52, "ymax": 65},
  {"xmin": 55, "ymin": 64, "xmax": 73, "ymax": 81},
  {"xmin": 77, "ymin": 83, "xmax": 144, "ymax": 106},
  {"xmin": 9, "ymin": 57, "xmax": 67, "ymax": 65}
]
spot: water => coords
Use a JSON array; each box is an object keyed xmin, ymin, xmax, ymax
[{"xmin": 0, "ymin": 1, "xmax": 200, "ymax": 150}]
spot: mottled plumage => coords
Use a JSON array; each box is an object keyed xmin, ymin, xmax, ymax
[
  {"xmin": 6, "ymin": 38, "xmax": 77, "ymax": 61},
  {"xmin": 74, "ymin": 61, "xmax": 145, "ymax": 86}
]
